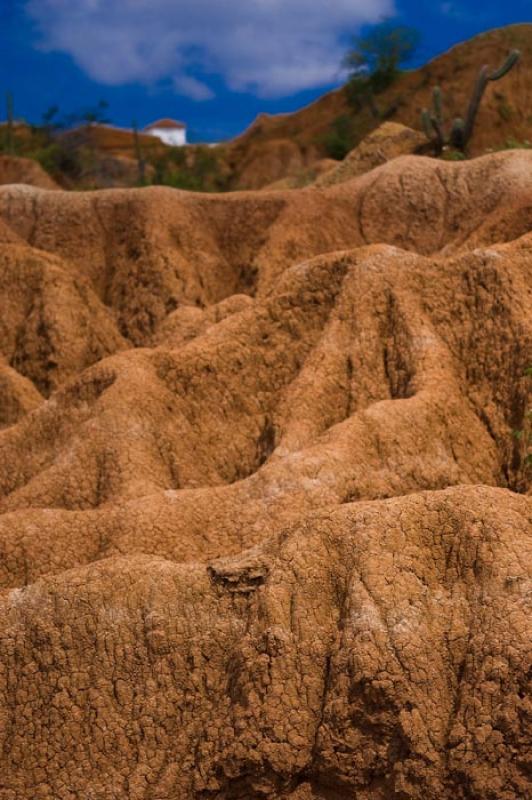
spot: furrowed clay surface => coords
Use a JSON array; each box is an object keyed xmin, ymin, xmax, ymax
[{"xmin": 0, "ymin": 151, "xmax": 530, "ymax": 799}]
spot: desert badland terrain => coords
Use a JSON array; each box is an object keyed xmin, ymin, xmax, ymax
[
  {"xmin": 0, "ymin": 144, "xmax": 530, "ymax": 799},
  {"xmin": 226, "ymin": 24, "xmax": 532, "ymax": 190},
  {"xmin": 0, "ymin": 20, "xmax": 532, "ymax": 798}
]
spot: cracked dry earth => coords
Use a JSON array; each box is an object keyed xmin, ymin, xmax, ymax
[{"xmin": 0, "ymin": 151, "xmax": 530, "ymax": 800}]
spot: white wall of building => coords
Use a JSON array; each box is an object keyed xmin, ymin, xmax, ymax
[{"xmin": 147, "ymin": 127, "xmax": 187, "ymax": 146}]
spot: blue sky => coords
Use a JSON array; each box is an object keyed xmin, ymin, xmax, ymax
[{"xmin": 1, "ymin": 1, "xmax": 530, "ymax": 142}]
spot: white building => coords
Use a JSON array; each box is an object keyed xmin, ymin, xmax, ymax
[{"xmin": 143, "ymin": 118, "xmax": 187, "ymax": 146}]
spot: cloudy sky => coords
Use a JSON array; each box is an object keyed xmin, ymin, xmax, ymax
[{"xmin": 1, "ymin": 0, "xmax": 530, "ymax": 141}]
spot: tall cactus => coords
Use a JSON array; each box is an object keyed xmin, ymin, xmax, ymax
[{"xmin": 422, "ymin": 50, "xmax": 521, "ymax": 154}]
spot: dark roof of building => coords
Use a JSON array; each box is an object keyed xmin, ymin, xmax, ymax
[{"xmin": 143, "ymin": 118, "xmax": 186, "ymax": 131}]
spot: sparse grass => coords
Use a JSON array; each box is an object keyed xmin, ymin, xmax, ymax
[
  {"xmin": 497, "ymin": 101, "xmax": 513, "ymax": 121},
  {"xmin": 503, "ymin": 137, "xmax": 532, "ymax": 149},
  {"xmin": 150, "ymin": 145, "xmax": 230, "ymax": 192},
  {"xmin": 0, "ymin": 124, "xmax": 88, "ymax": 183},
  {"xmin": 440, "ymin": 149, "xmax": 467, "ymax": 161},
  {"xmin": 0, "ymin": 121, "xmax": 231, "ymax": 191}
]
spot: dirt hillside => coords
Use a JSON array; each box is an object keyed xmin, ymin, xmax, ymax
[
  {"xmin": 0, "ymin": 155, "xmax": 59, "ymax": 190},
  {"xmin": 226, "ymin": 24, "xmax": 532, "ymax": 188},
  {"xmin": 0, "ymin": 150, "xmax": 530, "ymax": 799},
  {"xmin": 312, "ymin": 122, "xmax": 426, "ymax": 188},
  {"xmin": 8, "ymin": 25, "xmax": 529, "ymax": 193}
]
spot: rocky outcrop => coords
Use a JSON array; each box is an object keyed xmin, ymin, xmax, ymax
[
  {"xmin": 261, "ymin": 123, "xmax": 426, "ymax": 191},
  {"xmin": 0, "ymin": 150, "xmax": 530, "ymax": 799},
  {"xmin": 261, "ymin": 159, "xmax": 337, "ymax": 191},
  {"xmin": 1, "ymin": 487, "xmax": 529, "ymax": 799},
  {"xmin": 233, "ymin": 138, "xmax": 311, "ymax": 190},
  {"xmin": 0, "ymin": 155, "xmax": 60, "ymax": 190},
  {"xmin": 1, "ymin": 150, "xmax": 531, "ymax": 344},
  {"xmin": 0, "ymin": 359, "xmax": 42, "ymax": 429},
  {"xmin": 313, "ymin": 122, "xmax": 426, "ymax": 187},
  {"xmin": 76, "ymin": 154, "xmax": 156, "ymax": 189},
  {"xmin": 0, "ymin": 243, "xmax": 127, "ymax": 395},
  {"xmin": 223, "ymin": 25, "xmax": 532, "ymax": 189}
]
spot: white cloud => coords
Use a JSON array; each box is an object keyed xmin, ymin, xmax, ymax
[
  {"xmin": 173, "ymin": 75, "xmax": 215, "ymax": 102},
  {"xmin": 25, "ymin": 0, "xmax": 395, "ymax": 99}
]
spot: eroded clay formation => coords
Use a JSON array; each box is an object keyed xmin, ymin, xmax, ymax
[{"xmin": 0, "ymin": 151, "xmax": 530, "ymax": 799}]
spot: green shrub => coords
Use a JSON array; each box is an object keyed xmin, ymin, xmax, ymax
[
  {"xmin": 343, "ymin": 21, "xmax": 419, "ymax": 117},
  {"xmin": 497, "ymin": 101, "xmax": 513, "ymax": 121},
  {"xmin": 151, "ymin": 145, "xmax": 229, "ymax": 192},
  {"xmin": 502, "ymin": 137, "xmax": 531, "ymax": 150},
  {"xmin": 440, "ymin": 149, "xmax": 467, "ymax": 161},
  {"xmin": 323, "ymin": 116, "xmax": 357, "ymax": 160}
]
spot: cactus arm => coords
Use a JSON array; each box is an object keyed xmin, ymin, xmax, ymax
[
  {"xmin": 420, "ymin": 50, "xmax": 519, "ymax": 156},
  {"xmin": 433, "ymin": 86, "xmax": 443, "ymax": 126},
  {"xmin": 462, "ymin": 65, "xmax": 489, "ymax": 148},
  {"xmin": 430, "ymin": 115, "xmax": 446, "ymax": 154},
  {"xmin": 430, "ymin": 116, "xmax": 444, "ymax": 141},
  {"xmin": 462, "ymin": 50, "xmax": 520, "ymax": 150},
  {"xmin": 422, "ymin": 86, "xmax": 446, "ymax": 153},
  {"xmin": 450, "ymin": 118, "xmax": 466, "ymax": 150},
  {"xmin": 421, "ymin": 109, "xmax": 433, "ymax": 140},
  {"xmin": 488, "ymin": 50, "xmax": 520, "ymax": 81}
]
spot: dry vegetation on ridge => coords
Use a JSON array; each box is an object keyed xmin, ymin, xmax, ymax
[{"xmin": 1, "ymin": 25, "xmax": 532, "ymax": 193}]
